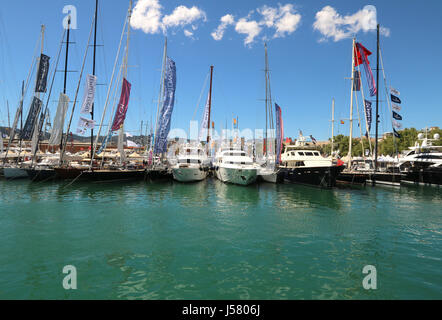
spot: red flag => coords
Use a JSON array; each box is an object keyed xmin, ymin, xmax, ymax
[
  {"xmin": 354, "ymin": 43, "xmax": 372, "ymax": 67},
  {"xmin": 111, "ymin": 78, "xmax": 131, "ymax": 131}
]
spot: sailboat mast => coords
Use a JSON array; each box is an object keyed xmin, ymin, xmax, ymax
[
  {"xmin": 348, "ymin": 38, "xmax": 356, "ymax": 169},
  {"xmin": 374, "ymin": 24, "xmax": 380, "ymax": 174},
  {"xmin": 91, "ymin": 0, "xmax": 98, "ymax": 154},
  {"xmin": 264, "ymin": 43, "xmax": 268, "ymax": 157},
  {"xmin": 60, "ymin": 17, "xmax": 71, "ymax": 152},
  {"xmin": 331, "ymin": 98, "xmax": 335, "ymax": 156},
  {"xmin": 206, "ymin": 65, "xmax": 213, "ymax": 144},
  {"xmin": 118, "ymin": 0, "xmax": 132, "ymax": 164}
]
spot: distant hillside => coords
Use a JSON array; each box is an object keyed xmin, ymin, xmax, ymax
[{"xmin": 0, "ymin": 126, "xmax": 151, "ymax": 145}]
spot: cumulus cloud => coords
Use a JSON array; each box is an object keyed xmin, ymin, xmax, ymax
[
  {"xmin": 130, "ymin": 0, "xmax": 206, "ymax": 35},
  {"xmin": 211, "ymin": 14, "xmax": 235, "ymax": 41},
  {"xmin": 313, "ymin": 5, "xmax": 390, "ymax": 42},
  {"xmin": 163, "ymin": 5, "xmax": 207, "ymax": 28},
  {"xmin": 235, "ymin": 18, "xmax": 262, "ymax": 46},
  {"xmin": 130, "ymin": 0, "xmax": 163, "ymax": 34},
  {"xmin": 212, "ymin": 3, "xmax": 301, "ymax": 46},
  {"xmin": 258, "ymin": 4, "xmax": 301, "ymax": 38}
]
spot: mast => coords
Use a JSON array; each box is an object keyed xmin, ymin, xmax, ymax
[
  {"xmin": 118, "ymin": 0, "xmax": 132, "ymax": 164},
  {"xmin": 206, "ymin": 65, "xmax": 213, "ymax": 143},
  {"xmin": 374, "ymin": 24, "xmax": 380, "ymax": 175},
  {"xmin": 347, "ymin": 38, "xmax": 356, "ymax": 169},
  {"xmin": 91, "ymin": 0, "xmax": 98, "ymax": 154},
  {"xmin": 61, "ymin": 17, "xmax": 71, "ymax": 152},
  {"xmin": 264, "ymin": 43, "xmax": 268, "ymax": 157},
  {"xmin": 331, "ymin": 98, "xmax": 335, "ymax": 157},
  {"xmin": 7, "ymin": 100, "xmax": 10, "ymax": 132}
]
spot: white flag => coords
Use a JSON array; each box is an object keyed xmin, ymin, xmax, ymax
[
  {"xmin": 393, "ymin": 120, "xmax": 402, "ymax": 129},
  {"xmin": 126, "ymin": 140, "xmax": 140, "ymax": 148},
  {"xmin": 125, "ymin": 132, "xmax": 133, "ymax": 137},
  {"xmin": 78, "ymin": 116, "xmax": 96, "ymax": 130},
  {"xmin": 390, "ymin": 87, "xmax": 400, "ymax": 96},
  {"xmin": 48, "ymin": 93, "xmax": 70, "ymax": 146},
  {"xmin": 76, "ymin": 128, "xmax": 86, "ymax": 135},
  {"xmin": 80, "ymin": 74, "xmax": 97, "ymax": 114},
  {"xmin": 392, "ymin": 103, "xmax": 401, "ymax": 112}
]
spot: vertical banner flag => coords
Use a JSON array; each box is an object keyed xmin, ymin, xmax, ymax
[
  {"xmin": 355, "ymin": 43, "xmax": 377, "ymax": 96},
  {"xmin": 78, "ymin": 116, "xmax": 96, "ymax": 129},
  {"xmin": 390, "ymin": 87, "xmax": 400, "ymax": 96},
  {"xmin": 392, "ymin": 111, "xmax": 402, "ymax": 121},
  {"xmin": 275, "ymin": 103, "xmax": 283, "ymax": 164},
  {"xmin": 111, "ymin": 78, "xmax": 132, "ymax": 131},
  {"xmin": 310, "ymin": 135, "xmax": 317, "ymax": 144},
  {"xmin": 48, "ymin": 93, "xmax": 70, "ymax": 146},
  {"xmin": 392, "ymin": 103, "xmax": 401, "ymax": 112},
  {"xmin": 198, "ymin": 93, "xmax": 210, "ymax": 142},
  {"xmin": 391, "ymin": 94, "xmax": 401, "ymax": 104},
  {"xmin": 8, "ymin": 101, "xmax": 23, "ymax": 145},
  {"xmin": 20, "ymin": 97, "xmax": 42, "ymax": 140},
  {"xmin": 393, "ymin": 128, "xmax": 401, "ymax": 138},
  {"xmin": 353, "ymin": 70, "xmax": 361, "ymax": 91},
  {"xmin": 35, "ymin": 54, "xmax": 50, "ymax": 93},
  {"xmin": 80, "ymin": 74, "xmax": 97, "ymax": 114},
  {"xmin": 154, "ymin": 57, "xmax": 176, "ymax": 154},
  {"xmin": 393, "ymin": 120, "xmax": 402, "ymax": 129},
  {"xmin": 364, "ymin": 99, "xmax": 372, "ymax": 137}
]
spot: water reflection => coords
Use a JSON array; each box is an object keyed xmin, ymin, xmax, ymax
[{"xmin": 213, "ymin": 179, "xmax": 260, "ymax": 207}]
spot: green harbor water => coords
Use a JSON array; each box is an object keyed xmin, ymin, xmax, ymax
[{"xmin": 0, "ymin": 178, "xmax": 441, "ymax": 300}]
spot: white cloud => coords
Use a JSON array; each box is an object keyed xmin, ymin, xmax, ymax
[
  {"xmin": 313, "ymin": 5, "xmax": 390, "ymax": 42},
  {"xmin": 162, "ymin": 5, "xmax": 207, "ymax": 28},
  {"xmin": 184, "ymin": 29, "xmax": 193, "ymax": 37},
  {"xmin": 211, "ymin": 14, "xmax": 235, "ymax": 41},
  {"xmin": 130, "ymin": 0, "xmax": 206, "ymax": 35},
  {"xmin": 235, "ymin": 18, "xmax": 262, "ymax": 46},
  {"xmin": 258, "ymin": 4, "xmax": 301, "ymax": 38},
  {"xmin": 212, "ymin": 4, "xmax": 301, "ymax": 46},
  {"xmin": 130, "ymin": 0, "xmax": 163, "ymax": 34}
]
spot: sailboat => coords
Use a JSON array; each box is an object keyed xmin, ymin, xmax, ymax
[
  {"xmin": 26, "ymin": 14, "xmax": 72, "ymax": 182},
  {"xmin": 146, "ymin": 38, "xmax": 176, "ymax": 181},
  {"xmin": 54, "ymin": 0, "xmax": 145, "ymax": 181},
  {"xmin": 172, "ymin": 66, "xmax": 213, "ymax": 182},
  {"xmin": 3, "ymin": 25, "xmax": 49, "ymax": 180},
  {"xmin": 257, "ymin": 43, "xmax": 283, "ymax": 183}
]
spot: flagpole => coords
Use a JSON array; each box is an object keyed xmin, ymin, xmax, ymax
[
  {"xmin": 331, "ymin": 98, "xmax": 335, "ymax": 158},
  {"xmin": 348, "ymin": 38, "xmax": 356, "ymax": 169},
  {"xmin": 374, "ymin": 24, "xmax": 380, "ymax": 180}
]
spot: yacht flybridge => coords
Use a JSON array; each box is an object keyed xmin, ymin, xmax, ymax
[
  {"xmin": 399, "ymin": 132, "xmax": 442, "ymax": 186},
  {"xmin": 214, "ymin": 147, "xmax": 258, "ymax": 186},
  {"xmin": 279, "ymin": 135, "xmax": 344, "ymax": 188},
  {"xmin": 172, "ymin": 144, "xmax": 210, "ymax": 182}
]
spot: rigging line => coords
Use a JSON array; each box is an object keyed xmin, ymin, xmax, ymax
[
  {"xmin": 191, "ymin": 70, "xmax": 210, "ymax": 122},
  {"xmin": 60, "ymin": 13, "xmax": 96, "ymax": 165},
  {"xmin": 353, "ymin": 88, "xmax": 365, "ymax": 155},
  {"xmin": 90, "ymin": 7, "xmax": 129, "ymax": 168},
  {"xmin": 355, "ymin": 60, "xmax": 373, "ymax": 159},
  {"xmin": 100, "ymin": 54, "xmax": 124, "ymax": 166}
]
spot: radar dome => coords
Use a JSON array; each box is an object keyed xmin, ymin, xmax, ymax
[
  {"xmin": 434, "ymin": 133, "xmax": 440, "ymax": 140},
  {"xmin": 417, "ymin": 133, "xmax": 424, "ymax": 140}
]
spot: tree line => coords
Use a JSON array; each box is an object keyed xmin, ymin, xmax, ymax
[{"xmin": 320, "ymin": 127, "xmax": 442, "ymax": 157}]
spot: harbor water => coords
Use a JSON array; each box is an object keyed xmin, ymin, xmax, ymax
[{"xmin": 0, "ymin": 178, "xmax": 441, "ymax": 299}]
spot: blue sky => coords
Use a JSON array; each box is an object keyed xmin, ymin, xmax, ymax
[{"xmin": 0, "ymin": 0, "xmax": 441, "ymax": 141}]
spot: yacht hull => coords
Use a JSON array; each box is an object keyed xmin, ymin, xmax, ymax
[
  {"xmin": 26, "ymin": 168, "xmax": 57, "ymax": 182},
  {"xmin": 280, "ymin": 166, "xmax": 344, "ymax": 188},
  {"xmin": 215, "ymin": 166, "xmax": 257, "ymax": 186},
  {"xmin": 3, "ymin": 167, "xmax": 29, "ymax": 180},
  {"xmin": 172, "ymin": 167, "xmax": 207, "ymax": 182},
  {"xmin": 402, "ymin": 167, "xmax": 442, "ymax": 186},
  {"xmin": 54, "ymin": 168, "xmax": 146, "ymax": 181}
]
